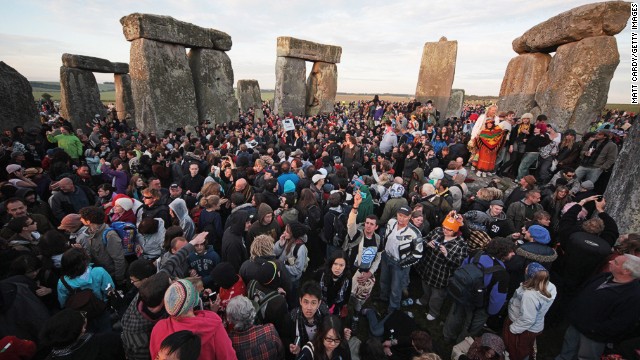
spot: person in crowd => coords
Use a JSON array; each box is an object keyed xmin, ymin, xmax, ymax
[
  {"xmin": 573, "ymin": 129, "xmax": 618, "ymax": 186},
  {"xmin": 197, "ymin": 194, "xmax": 225, "ymax": 252},
  {"xmin": 140, "ymin": 188, "xmax": 172, "ymax": 228},
  {"xmin": 296, "ymin": 315, "xmax": 351, "ymax": 360},
  {"xmin": 168, "ymin": 198, "xmax": 195, "ymax": 240},
  {"xmin": 314, "ymin": 250, "xmax": 352, "ymax": 319},
  {"xmin": 474, "ymin": 118, "xmax": 504, "ymax": 178},
  {"xmin": 516, "ymin": 123, "xmax": 550, "ymax": 182},
  {"xmin": 221, "ymin": 210, "xmax": 251, "ymax": 273},
  {"xmin": 136, "ymin": 217, "xmax": 166, "ymax": 260},
  {"xmin": 49, "ymin": 177, "xmax": 95, "ymax": 223},
  {"xmin": 506, "ymin": 225, "xmax": 557, "ymax": 295},
  {"xmin": 506, "ymin": 189, "xmax": 543, "ymax": 232},
  {"xmin": 247, "ymin": 203, "xmax": 281, "ymax": 249},
  {"xmin": 154, "ymin": 330, "xmax": 201, "ymax": 360}
]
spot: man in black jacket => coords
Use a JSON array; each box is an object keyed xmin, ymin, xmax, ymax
[{"xmin": 140, "ymin": 188, "xmax": 171, "ymax": 228}]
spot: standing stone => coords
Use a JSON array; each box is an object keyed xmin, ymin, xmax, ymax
[
  {"xmin": 60, "ymin": 66, "xmax": 106, "ymax": 130},
  {"xmin": 535, "ymin": 36, "xmax": 619, "ymax": 134},
  {"xmin": 604, "ymin": 120, "xmax": 640, "ymax": 234},
  {"xmin": 114, "ymin": 74, "xmax": 134, "ymax": 120},
  {"xmin": 306, "ymin": 62, "xmax": 338, "ymax": 116},
  {"xmin": 277, "ymin": 37, "xmax": 342, "ymax": 64},
  {"xmin": 415, "ymin": 37, "xmax": 458, "ymax": 114},
  {"xmin": 0, "ymin": 62, "xmax": 38, "ymax": 129},
  {"xmin": 129, "ymin": 38, "xmax": 198, "ymax": 133},
  {"xmin": 188, "ymin": 48, "xmax": 238, "ymax": 124},
  {"xmin": 237, "ymin": 80, "xmax": 263, "ymax": 119},
  {"xmin": 498, "ymin": 53, "xmax": 551, "ymax": 116},
  {"xmin": 513, "ymin": 1, "xmax": 631, "ymax": 54},
  {"xmin": 274, "ymin": 57, "xmax": 306, "ymax": 116},
  {"xmin": 444, "ymin": 89, "xmax": 465, "ymax": 120}
]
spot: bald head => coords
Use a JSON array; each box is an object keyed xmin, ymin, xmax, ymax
[
  {"xmin": 236, "ymin": 178, "xmax": 247, "ymax": 192},
  {"xmin": 57, "ymin": 178, "xmax": 75, "ymax": 193}
]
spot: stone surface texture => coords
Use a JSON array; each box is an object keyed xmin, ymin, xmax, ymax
[
  {"xmin": 60, "ymin": 66, "xmax": 106, "ymax": 129},
  {"xmin": 61, "ymin": 53, "xmax": 129, "ymax": 73},
  {"xmin": 0, "ymin": 62, "xmax": 39, "ymax": 129},
  {"xmin": 237, "ymin": 79, "xmax": 263, "ymax": 118},
  {"xmin": 535, "ymin": 36, "xmax": 619, "ymax": 134},
  {"xmin": 498, "ymin": 53, "xmax": 551, "ymax": 116},
  {"xmin": 444, "ymin": 89, "xmax": 465, "ymax": 120},
  {"xmin": 512, "ymin": 1, "xmax": 631, "ymax": 54},
  {"xmin": 274, "ymin": 56, "xmax": 306, "ymax": 116},
  {"xmin": 129, "ymin": 38, "xmax": 198, "ymax": 133},
  {"xmin": 415, "ymin": 37, "xmax": 458, "ymax": 115},
  {"xmin": 277, "ymin": 37, "xmax": 342, "ymax": 64},
  {"xmin": 604, "ymin": 120, "xmax": 640, "ymax": 234},
  {"xmin": 114, "ymin": 74, "xmax": 135, "ymax": 120},
  {"xmin": 188, "ymin": 48, "xmax": 238, "ymax": 124},
  {"xmin": 120, "ymin": 13, "xmax": 232, "ymax": 51},
  {"xmin": 306, "ymin": 62, "xmax": 338, "ymax": 116}
]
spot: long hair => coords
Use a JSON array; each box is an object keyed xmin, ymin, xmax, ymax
[
  {"xmin": 560, "ymin": 133, "xmax": 575, "ymax": 150},
  {"xmin": 323, "ymin": 250, "xmax": 350, "ymax": 280},
  {"xmin": 127, "ymin": 175, "xmax": 145, "ymax": 197},
  {"xmin": 309, "ymin": 315, "xmax": 344, "ymax": 360},
  {"xmin": 297, "ymin": 188, "xmax": 319, "ymax": 214},
  {"xmin": 522, "ymin": 269, "xmax": 552, "ymax": 298},
  {"xmin": 550, "ymin": 185, "xmax": 570, "ymax": 209}
]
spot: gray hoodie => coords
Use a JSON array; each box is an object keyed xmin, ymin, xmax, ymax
[
  {"xmin": 168, "ymin": 198, "xmax": 195, "ymax": 240},
  {"xmin": 508, "ymin": 281, "xmax": 557, "ymax": 334}
]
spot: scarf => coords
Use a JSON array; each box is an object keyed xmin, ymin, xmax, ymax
[{"xmin": 581, "ymin": 138, "xmax": 609, "ymax": 167}]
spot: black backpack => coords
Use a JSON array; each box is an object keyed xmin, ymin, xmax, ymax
[
  {"xmin": 448, "ymin": 252, "xmax": 504, "ymax": 309},
  {"xmin": 60, "ymin": 276, "xmax": 107, "ymax": 319},
  {"xmin": 247, "ymin": 279, "xmax": 282, "ymax": 324},
  {"xmin": 327, "ymin": 207, "xmax": 348, "ymax": 247}
]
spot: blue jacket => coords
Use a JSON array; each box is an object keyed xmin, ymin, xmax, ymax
[
  {"xmin": 57, "ymin": 265, "xmax": 114, "ymax": 307},
  {"xmin": 277, "ymin": 172, "xmax": 299, "ymax": 195},
  {"xmin": 461, "ymin": 254, "xmax": 509, "ymax": 315},
  {"xmin": 188, "ymin": 246, "xmax": 221, "ymax": 287}
]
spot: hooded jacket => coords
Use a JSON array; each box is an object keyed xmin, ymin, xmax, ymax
[
  {"xmin": 85, "ymin": 224, "xmax": 127, "ymax": 282},
  {"xmin": 168, "ymin": 198, "xmax": 195, "ymax": 240},
  {"xmin": 247, "ymin": 203, "xmax": 281, "ymax": 249},
  {"xmin": 57, "ymin": 265, "xmax": 114, "ymax": 307},
  {"xmin": 508, "ymin": 282, "xmax": 557, "ymax": 334},
  {"xmin": 149, "ymin": 310, "xmax": 236, "ymax": 360},
  {"xmin": 274, "ymin": 235, "xmax": 308, "ymax": 281},
  {"xmin": 485, "ymin": 209, "xmax": 516, "ymax": 238},
  {"xmin": 221, "ymin": 211, "xmax": 249, "ymax": 273},
  {"xmin": 136, "ymin": 218, "xmax": 165, "ymax": 260}
]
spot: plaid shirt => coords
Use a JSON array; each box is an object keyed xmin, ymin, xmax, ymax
[
  {"xmin": 415, "ymin": 228, "xmax": 468, "ymax": 288},
  {"xmin": 229, "ymin": 323, "xmax": 285, "ymax": 360}
]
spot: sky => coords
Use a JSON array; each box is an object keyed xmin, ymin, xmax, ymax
[{"xmin": 0, "ymin": 0, "xmax": 636, "ymax": 104}]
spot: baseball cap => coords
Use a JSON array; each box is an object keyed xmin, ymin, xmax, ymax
[
  {"xmin": 5, "ymin": 164, "xmax": 21, "ymax": 174},
  {"xmin": 397, "ymin": 206, "xmax": 411, "ymax": 216},
  {"xmin": 311, "ymin": 174, "xmax": 326, "ymax": 183}
]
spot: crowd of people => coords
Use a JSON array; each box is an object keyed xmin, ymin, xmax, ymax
[{"xmin": 0, "ymin": 96, "xmax": 638, "ymax": 360}]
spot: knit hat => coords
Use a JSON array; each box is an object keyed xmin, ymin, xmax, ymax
[
  {"xmin": 526, "ymin": 262, "xmax": 547, "ymax": 280},
  {"xmin": 490, "ymin": 199, "xmax": 504, "ymax": 207},
  {"xmin": 210, "ymin": 262, "xmax": 238, "ymax": 289},
  {"xmin": 522, "ymin": 175, "xmax": 537, "ymax": 187},
  {"xmin": 428, "ymin": 167, "xmax": 444, "ymax": 180},
  {"xmin": 58, "ymin": 214, "xmax": 82, "ymax": 231},
  {"xmin": 388, "ymin": 183, "xmax": 405, "ymax": 198},
  {"xmin": 442, "ymin": 213, "xmax": 463, "ymax": 232},
  {"xmin": 288, "ymin": 222, "xmax": 309, "ymax": 239},
  {"xmin": 528, "ymin": 225, "xmax": 551, "ymax": 244},
  {"xmin": 283, "ymin": 180, "xmax": 296, "ymax": 194},
  {"xmin": 0, "ymin": 336, "xmax": 36, "ymax": 360},
  {"xmin": 311, "ymin": 174, "xmax": 326, "ymax": 183},
  {"xmin": 255, "ymin": 260, "xmax": 279, "ymax": 286},
  {"xmin": 114, "ymin": 197, "xmax": 134, "ymax": 211},
  {"xmin": 580, "ymin": 180, "xmax": 594, "ymax": 190},
  {"xmin": 257, "ymin": 203, "xmax": 273, "ymax": 222},
  {"xmin": 164, "ymin": 279, "xmax": 199, "ymax": 317},
  {"xmin": 5, "ymin": 164, "xmax": 21, "ymax": 174},
  {"xmin": 520, "ymin": 113, "xmax": 533, "ymax": 120},
  {"xmin": 480, "ymin": 333, "xmax": 505, "ymax": 356}
]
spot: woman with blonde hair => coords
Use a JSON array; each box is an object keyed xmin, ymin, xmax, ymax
[{"xmin": 503, "ymin": 262, "xmax": 556, "ymax": 360}]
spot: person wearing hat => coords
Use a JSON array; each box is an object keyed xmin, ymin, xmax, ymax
[
  {"xmin": 415, "ymin": 211, "xmax": 468, "ymax": 321},
  {"xmin": 498, "ymin": 112, "xmax": 534, "ymax": 178},
  {"xmin": 505, "ymin": 225, "xmax": 557, "ymax": 296},
  {"xmin": 247, "ymin": 203, "xmax": 282, "ymax": 249},
  {"xmin": 379, "ymin": 204, "xmax": 423, "ymax": 313},
  {"xmin": 473, "ymin": 116, "xmax": 506, "ymax": 178},
  {"xmin": 277, "ymin": 161, "xmax": 300, "ymax": 195},
  {"xmin": 110, "ymin": 196, "xmax": 137, "ymax": 224},
  {"xmin": 149, "ymin": 278, "xmax": 235, "ymax": 360},
  {"xmin": 515, "ymin": 123, "xmax": 551, "ymax": 182},
  {"xmin": 485, "ymin": 199, "xmax": 517, "ymax": 239},
  {"xmin": 221, "ymin": 210, "xmax": 251, "ymax": 274},
  {"xmin": 554, "ymin": 129, "xmax": 581, "ymax": 172},
  {"xmin": 57, "ymin": 213, "xmax": 87, "ymax": 247},
  {"xmin": 574, "ymin": 128, "xmax": 618, "ymax": 188},
  {"xmin": 5, "ymin": 164, "xmax": 37, "ymax": 189},
  {"xmin": 164, "ymin": 183, "xmax": 197, "ymax": 210},
  {"xmin": 379, "ymin": 183, "xmax": 408, "ymax": 226},
  {"xmin": 503, "ymin": 175, "xmax": 537, "ymax": 210},
  {"xmin": 462, "ymin": 332, "xmax": 506, "ymax": 360},
  {"xmin": 209, "ymin": 262, "xmax": 246, "ymax": 315},
  {"xmin": 46, "ymin": 125, "xmax": 83, "ymax": 161}
]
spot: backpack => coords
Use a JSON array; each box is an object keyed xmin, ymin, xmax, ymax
[
  {"xmin": 102, "ymin": 221, "xmax": 137, "ymax": 256},
  {"xmin": 327, "ymin": 207, "xmax": 348, "ymax": 247},
  {"xmin": 60, "ymin": 276, "xmax": 107, "ymax": 319},
  {"xmin": 293, "ymin": 240, "xmax": 310, "ymax": 272},
  {"xmin": 447, "ymin": 252, "xmax": 504, "ymax": 309},
  {"xmin": 247, "ymin": 278, "xmax": 282, "ymax": 325}
]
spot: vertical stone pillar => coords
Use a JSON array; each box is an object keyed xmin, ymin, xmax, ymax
[
  {"xmin": 497, "ymin": 53, "xmax": 551, "ymax": 116},
  {"xmin": 274, "ymin": 57, "xmax": 306, "ymax": 117},
  {"xmin": 237, "ymin": 80, "xmax": 263, "ymax": 119},
  {"xmin": 114, "ymin": 73, "xmax": 134, "ymax": 120},
  {"xmin": 129, "ymin": 38, "xmax": 198, "ymax": 133},
  {"xmin": 415, "ymin": 37, "xmax": 458, "ymax": 117},
  {"xmin": 60, "ymin": 66, "xmax": 106, "ymax": 130},
  {"xmin": 444, "ymin": 89, "xmax": 465, "ymax": 120},
  {"xmin": 306, "ymin": 62, "xmax": 338, "ymax": 116}
]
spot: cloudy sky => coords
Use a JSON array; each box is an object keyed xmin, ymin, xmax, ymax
[{"xmin": 0, "ymin": 0, "xmax": 636, "ymax": 103}]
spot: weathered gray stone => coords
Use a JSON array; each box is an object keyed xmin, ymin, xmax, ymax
[
  {"xmin": 498, "ymin": 53, "xmax": 551, "ymax": 116},
  {"xmin": 62, "ymin": 54, "xmax": 129, "ymax": 74},
  {"xmin": 0, "ymin": 62, "xmax": 39, "ymax": 129},
  {"xmin": 114, "ymin": 74, "xmax": 134, "ymax": 120},
  {"xmin": 535, "ymin": 36, "xmax": 619, "ymax": 134},
  {"xmin": 237, "ymin": 80, "xmax": 263, "ymax": 119},
  {"xmin": 415, "ymin": 37, "xmax": 458, "ymax": 115},
  {"xmin": 120, "ymin": 13, "xmax": 232, "ymax": 51},
  {"xmin": 444, "ymin": 89, "xmax": 465, "ymax": 120},
  {"xmin": 188, "ymin": 48, "xmax": 238, "ymax": 124},
  {"xmin": 274, "ymin": 57, "xmax": 306, "ymax": 116},
  {"xmin": 513, "ymin": 1, "xmax": 631, "ymax": 54},
  {"xmin": 277, "ymin": 37, "xmax": 342, "ymax": 64},
  {"xmin": 59, "ymin": 66, "xmax": 106, "ymax": 129},
  {"xmin": 604, "ymin": 120, "xmax": 640, "ymax": 234},
  {"xmin": 306, "ymin": 62, "xmax": 338, "ymax": 116},
  {"xmin": 129, "ymin": 38, "xmax": 198, "ymax": 133}
]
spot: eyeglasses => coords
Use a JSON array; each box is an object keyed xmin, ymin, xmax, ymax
[
  {"xmin": 143, "ymin": 196, "xmax": 153, "ymax": 199},
  {"xmin": 324, "ymin": 337, "xmax": 341, "ymax": 344}
]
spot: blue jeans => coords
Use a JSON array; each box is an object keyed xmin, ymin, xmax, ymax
[
  {"xmin": 443, "ymin": 302, "xmax": 489, "ymax": 344},
  {"xmin": 364, "ymin": 309, "xmax": 393, "ymax": 337},
  {"xmin": 517, "ymin": 152, "xmax": 539, "ymax": 180},
  {"xmin": 379, "ymin": 252, "xmax": 409, "ymax": 312},
  {"xmin": 555, "ymin": 325, "xmax": 605, "ymax": 360},
  {"xmin": 574, "ymin": 166, "xmax": 603, "ymax": 185}
]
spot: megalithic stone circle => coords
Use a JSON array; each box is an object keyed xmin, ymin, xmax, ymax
[
  {"xmin": 498, "ymin": 53, "xmax": 551, "ymax": 117},
  {"xmin": 274, "ymin": 56, "xmax": 307, "ymax": 117},
  {"xmin": 512, "ymin": 1, "xmax": 631, "ymax": 54},
  {"xmin": 129, "ymin": 38, "xmax": 198, "ymax": 133},
  {"xmin": 415, "ymin": 36, "xmax": 458, "ymax": 115},
  {"xmin": 535, "ymin": 36, "xmax": 619, "ymax": 134},
  {"xmin": 114, "ymin": 74, "xmax": 135, "ymax": 120},
  {"xmin": 277, "ymin": 37, "xmax": 342, "ymax": 64},
  {"xmin": 604, "ymin": 119, "xmax": 640, "ymax": 234},
  {"xmin": 59, "ymin": 66, "xmax": 107, "ymax": 130},
  {"xmin": 306, "ymin": 62, "xmax": 338, "ymax": 116},
  {"xmin": 0, "ymin": 62, "xmax": 39, "ymax": 129},
  {"xmin": 188, "ymin": 48, "xmax": 238, "ymax": 124},
  {"xmin": 444, "ymin": 89, "xmax": 465, "ymax": 120},
  {"xmin": 237, "ymin": 80, "xmax": 263, "ymax": 119},
  {"xmin": 62, "ymin": 53, "xmax": 129, "ymax": 73}
]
